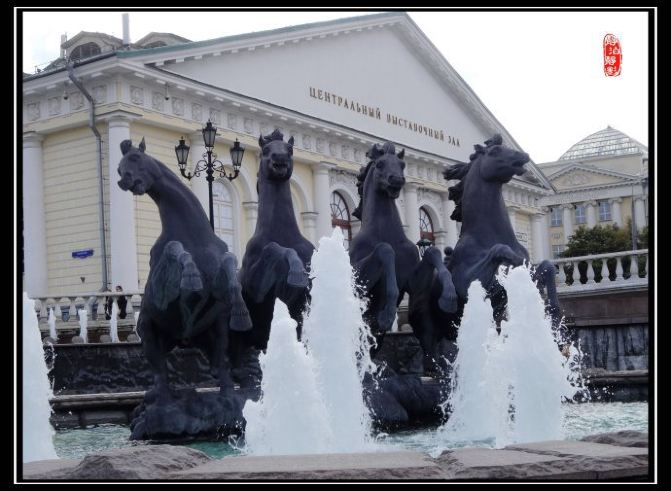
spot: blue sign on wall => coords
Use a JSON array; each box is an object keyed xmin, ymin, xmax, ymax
[{"xmin": 72, "ymin": 249, "xmax": 94, "ymax": 259}]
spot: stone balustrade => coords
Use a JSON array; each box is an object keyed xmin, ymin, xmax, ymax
[
  {"xmin": 31, "ymin": 291, "xmax": 143, "ymax": 343},
  {"xmin": 548, "ymin": 249, "xmax": 649, "ymax": 292}
]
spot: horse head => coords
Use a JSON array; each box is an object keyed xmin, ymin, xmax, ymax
[
  {"xmin": 472, "ymin": 134, "xmax": 529, "ymax": 184},
  {"xmin": 117, "ymin": 138, "xmax": 161, "ymax": 195},
  {"xmin": 258, "ymin": 129, "xmax": 295, "ymax": 181},
  {"xmin": 365, "ymin": 141, "xmax": 406, "ymax": 199}
]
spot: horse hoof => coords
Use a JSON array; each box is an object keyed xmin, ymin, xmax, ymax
[
  {"xmin": 438, "ymin": 295, "xmax": 458, "ymax": 313},
  {"xmin": 287, "ymin": 269, "xmax": 309, "ymax": 288},
  {"xmin": 230, "ymin": 310, "xmax": 253, "ymax": 332},
  {"xmin": 376, "ymin": 310, "xmax": 395, "ymax": 332}
]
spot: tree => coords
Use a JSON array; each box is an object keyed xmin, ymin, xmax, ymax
[
  {"xmin": 560, "ymin": 224, "xmax": 640, "ymax": 283},
  {"xmin": 637, "ymin": 225, "xmax": 649, "ymax": 249}
]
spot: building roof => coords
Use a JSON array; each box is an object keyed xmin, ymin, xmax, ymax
[
  {"xmin": 558, "ymin": 126, "xmax": 648, "ymax": 161},
  {"xmin": 135, "ymin": 32, "xmax": 192, "ymax": 46},
  {"xmin": 61, "ymin": 31, "xmax": 124, "ymax": 49}
]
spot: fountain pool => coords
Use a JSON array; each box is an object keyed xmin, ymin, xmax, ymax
[{"xmin": 52, "ymin": 402, "xmax": 648, "ymax": 460}]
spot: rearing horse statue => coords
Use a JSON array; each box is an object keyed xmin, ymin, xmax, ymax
[
  {"xmin": 443, "ymin": 134, "xmax": 561, "ymax": 327},
  {"xmin": 117, "ymin": 138, "xmax": 252, "ymax": 399},
  {"xmin": 236, "ymin": 129, "xmax": 313, "ymax": 360},
  {"xmin": 349, "ymin": 142, "xmax": 458, "ymax": 369}
]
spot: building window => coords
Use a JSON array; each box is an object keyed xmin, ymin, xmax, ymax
[
  {"xmin": 552, "ymin": 245, "xmax": 564, "ymax": 259},
  {"xmin": 575, "ymin": 205, "xmax": 586, "ymax": 225},
  {"xmin": 212, "ymin": 181, "xmax": 237, "ymax": 255},
  {"xmin": 598, "ymin": 201, "xmax": 611, "ymax": 222},
  {"xmin": 419, "ymin": 207, "xmax": 435, "ymax": 243},
  {"xmin": 550, "ymin": 207, "xmax": 562, "ymax": 227},
  {"xmin": 330, "ymin": 191, "xmax": 352, "ymax": 249},
  {"xmin": 70, "ymin": 42, "xmax": 102, "ymax": 60}
]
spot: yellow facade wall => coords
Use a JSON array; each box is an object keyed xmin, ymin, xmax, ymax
[{"xmin": 43, "ymin": 126, "xmax": 107, "ymax": 296}]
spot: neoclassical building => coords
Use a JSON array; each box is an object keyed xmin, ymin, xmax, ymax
[
  {"xmin": 22, "ymin": 12, "xmax": 555, "ymax": 298},
  {"xmin": 537, "ymin": 127, "xmax": 649, "ymax": 258}
]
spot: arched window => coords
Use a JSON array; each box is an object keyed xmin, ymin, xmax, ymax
[
  {"xmin": 212, "ymin": 181, "xmax": 237, "ymax": 254},
  {"xmin": 419, "ymin": 207, "xmax": 435, "ymax": 243},
  {"xmin": 70, "ymin": 42, "xmax": 101, "ymax": 61},
  {"xmin": 330, "ymin": 191, "xmax": 352, "ymax": 249}
]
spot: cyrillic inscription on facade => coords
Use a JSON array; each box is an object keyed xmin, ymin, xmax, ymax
[{"xmin": 309, "ymin": 86, "xmax": 460, "ymax": 147}]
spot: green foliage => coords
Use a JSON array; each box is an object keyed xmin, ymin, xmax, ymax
[
  {"xmin": 561, "ymin": 224, "xmax": 631, "ymax": 258},
  {"xmin": 637, "ymin": 225, "xmax": 649, "ymax": 249}
]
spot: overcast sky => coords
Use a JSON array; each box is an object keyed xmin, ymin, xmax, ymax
[{"xmin": 19, "ymin": 9, "xmax": 650, "ymax": 164}]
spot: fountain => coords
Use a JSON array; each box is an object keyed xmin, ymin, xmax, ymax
[
  {"xmin": 109, "ymin": 301, "xmax": 119, "ymax": 343},
  {"xmin": 23, "ymin": 292, "xmax": 58, "ymax": 463},
  {"xmin": 245, "ymin": 229, "xmax": 376, "ymax": 455},
  {"xmin": 47, "ymin": 307, "xmax": 57, "ymax": 341},
  {"xmin": 77, "ymin": 309, "xmax": 88, "ymax": 344},
  {"xmin": 438, "ymin": 265, "xmax": 585, "ymax": 451}
]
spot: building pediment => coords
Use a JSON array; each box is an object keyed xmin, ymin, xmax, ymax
[
  {"xmin": 118, "ymin": 13, "xmax": 552, "ymax": 190},
  {"xmin": 548, "ymin": 164, "xmax": 638, "ymax": 191}
]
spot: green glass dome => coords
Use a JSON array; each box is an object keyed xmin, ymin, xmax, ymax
[{"xmin": 559, "ymin": 126, "xmax": 647, "ymax": 161}]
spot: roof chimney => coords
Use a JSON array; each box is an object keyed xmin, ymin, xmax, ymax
[
  {"xmin": 122, "ymin": 13, "xmax": 130, "ymax": 48},
  {"xmin": 60, "ymin": 34, "xmax": 67, "ymax": 59}
]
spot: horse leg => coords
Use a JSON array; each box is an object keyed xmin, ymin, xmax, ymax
[
  {"xmin": 139, "ymin": 314, "xmax": 172, "ymax": 399},
  {"xmin": 219, "ymin": 252, "xmax": 252, "ymax": 332},
  {"xmin": 244, "ymin": 242, "xmax": 308, "ymax": 304},
  {"xmin": 212, "ymin": 313, "xmax": 235, "ymax": 396},
  {"xmin": 469, "ymin": 243, "xmax": 526, "ymax": 292},
  {"xmin": 533, "ymin": 260, "xmax": 566, "ymax": 336},
  {"xmin": 355, "ymin": 243, "xmax": 399, "ymax": 332},
  {"xmin": 410, "ymin": 246, "xmax": 458, "ymax": 313}
]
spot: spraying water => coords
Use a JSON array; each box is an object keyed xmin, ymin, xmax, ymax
[
  {"xmin": 78, "ymin": 309, "xmax": 88, "ymax": 343},
  {"xmin": 47, "ymin": 307, "xmax": 57, "ymax": 341},
  {"xmin": 23, "ymin": 292, "xmax": 58, "ymax": 462},
  {"xmin": 437, "ymin": 264, "xmax": 584, "ymax": 451},
  {"xmin": 302, "ymin": 227, "xmax": 376, "ymax": 453},
  {"xmin": 243, "ymin": 228, "xmax": 376, "ymax": 455},
  {"xmin": 243, "ymin": 300, "xmax": 334, "ymax": 455},
  {"xmin": 109, "ymin": 301, "xmax": 119, "ymax": 343}
]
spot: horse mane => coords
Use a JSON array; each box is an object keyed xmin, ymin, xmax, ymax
[
  {"xmin": 352, "ymin": 142, "xmax": 398, "ymax": 220},
  {"xmin": 443, "ymin": 134, "xmax": 502, "ymax": 222},
  {"xmin": 259, "ymin": 129, "xmax": 287, "ymax": 147}
]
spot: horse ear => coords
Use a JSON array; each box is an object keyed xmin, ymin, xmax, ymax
[
  {"xmin": 287, "ymin": 136, "xmax": 294, "ymax": 147},
  {"xmin": 397, "ymin": 148, "xmax": 405, "ymax": 160},
  {"xmin": 258, "ymin": 134, "xmax": 265, "ymax": 148},
  {"xmin": 139, "ymin": 137, "xmax": 146, "ymax": 153},
  {"xmin": 120, "ymin": 140, "xmax": 133, "ymax": 155}
]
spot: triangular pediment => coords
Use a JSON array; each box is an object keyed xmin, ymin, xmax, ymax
[
  {"xmin": 119, "ymin": 13, "xmax": 552, "ymax": 189},
  {"xmin": 549, "ymin": 164, "xmax": 638, "ymax": 190}
]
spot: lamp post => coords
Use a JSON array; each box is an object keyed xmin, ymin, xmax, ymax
[
  {"xmin": 175, "ymin": 120, "xmax": 245, "ymax": 230},
  {"xmin": 416, "ymin": 238, "xmax": 433, "ymax": 258}
]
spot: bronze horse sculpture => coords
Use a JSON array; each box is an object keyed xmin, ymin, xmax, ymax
[
  {"xmin": 349, "ymin": 142, "xmax": 458, "ymax": 372},
  {"xmin": 233, "ymin": 130, "xmax": 313, "ymax": 380},
  {"xmin": 443, "ymin": 134, "xmax": 561, "ymax": 328},
  {"xmin": 117, "ymin": 138, "xmax": 252, "ymax": 401}
]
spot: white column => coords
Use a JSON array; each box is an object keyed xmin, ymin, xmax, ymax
[
  {"xmin": 301, "ymin": 211, "xmax": 318, "ymax": 245},
  {"xmin": 610, "ymin": 198, "xmax": 623, "ymax": 226},
  {"xmin": 634, "ymin": 197, "xmax": 647, "ymax": 230},
  {"xmin": 441, "ymin": 190, "xmax": 459, "ymax": 247},
  {"xmin": 508, "ymin": 206, "xmax": 518, "ymax": 233},
  {"xmin": 530, "ymin": 213, "xmax": 545, "ymax": 263},
  {"xmin": 586, "ymin": 200, "xmax": 597, "ymax": 228},
  {"xmin": 562, "ymin": 204, "xmax": 574, "ymax": 242},
  {"xmin": 189, "ymin": 132, "xmax": 210, "ymax": 216},
  {"xmin": 313, "ymin": 162, "xmax": 335, "ymax": 240},
  {"xmin": 540, "ymin": 207, "xmax": 552, "ymax": 260},
  {"xmin": 108, "ymin": 116, "xmax": 139, "ymax": 291},
  {"xmin": 404, "ymin": 183, "xmax": 420, "ymax": 243},
  {"xmin": 23, "ymin": 132, "xmax": 48, "ymax": 297},
  {"xmin": 242, "ymin": 201, "xmax": 258, "ymax": 239}
]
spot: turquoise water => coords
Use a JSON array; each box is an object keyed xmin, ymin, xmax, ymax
[{"xmin": 53, "ymin": 402, "xmax": 648, "ymax": 460}]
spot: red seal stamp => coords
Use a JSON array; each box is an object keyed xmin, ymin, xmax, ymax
[{"xmin": 603, "ymin": 34, "xmax": 622, "ymax": 77}]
